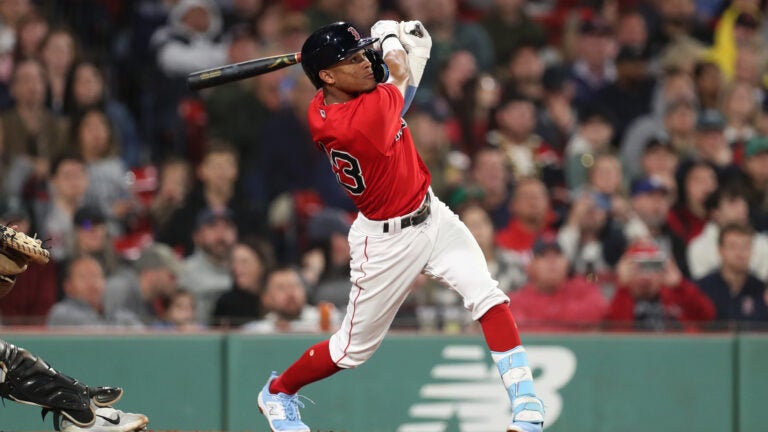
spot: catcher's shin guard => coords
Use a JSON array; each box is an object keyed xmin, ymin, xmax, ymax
[{"xmin": 0, "ymin": 339, "xmax": 122, "ymax": 427}]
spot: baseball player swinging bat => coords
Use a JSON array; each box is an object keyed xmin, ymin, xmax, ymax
[
  {"xmin": 186, "ymin": 25, "xmax": 424, "ymax": 91},
  {"xmin": 186, "ymin": 52, "xmax": 301, "ymax": 90}
]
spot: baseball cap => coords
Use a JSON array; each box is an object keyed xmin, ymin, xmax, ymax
[
  {"xmin": 630, "ymin": 176, "xmax": 669, "ymax": 197},
  {"xmin": 532, "ymin": 234, "xmax": 562, "ymax": 256},
  {"xmin": 74, "ymin": 205, "xmax": 106, "ymax": 229},
  {"xmin": 745, "ymin": 136, "xmax": 768, "ymax": 157},
  {"xmin": 135, "ymin": 243, "xmax": 182, "ymax": 275},
  {"xmin": 0, "ymin": 199, "xmax": 30, "ymax": 223},
  {"xmin": 696, "ymin": 109, "xmax": 726, "ymax": 131},
  {"xmin": 307, "ymin": 208, "xmax": 351, "ymax": 242},
  {"xmin": 195, "ymin": 207, "xmax": 235, "ymax": 230},
  {"xmin": 643, "ymin": 137, "xmax": 674, "ymax": 154}
]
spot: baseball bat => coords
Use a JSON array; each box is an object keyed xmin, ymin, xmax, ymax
[{"xmin": 187, "ymin": 52, "xmax": 301, "ymax": 90}]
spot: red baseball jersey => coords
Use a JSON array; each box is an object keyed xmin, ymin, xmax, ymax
[{"xmin": 308, "ymin": 83, "xmax": 431, "ymax": 220}]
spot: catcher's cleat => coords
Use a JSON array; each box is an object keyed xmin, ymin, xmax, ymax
[
  {"xmin": 257, "ymin": 372, "xmax": 310, "ymax": 432},
  {"xmin": 59, "ymin": 406, "xmax": 149, "ymax": 432}
]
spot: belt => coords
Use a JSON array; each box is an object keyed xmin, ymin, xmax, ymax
[{"xmin": 383, "ymin": 193, "xmax": 431, "ymax": 233}]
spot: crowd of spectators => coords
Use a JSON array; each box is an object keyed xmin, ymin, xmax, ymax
[{"xmin": 1, "ymin": 0, "xmax": 767, "ymax": 333}]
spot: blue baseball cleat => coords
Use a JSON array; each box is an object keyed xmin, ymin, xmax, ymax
[
  {"xmin": 257, "ymin": 372, "xmax": 310, "ymax": 432},
  {"xmin": 507, "ymin": 395, "xmax": 545, "ymax": 432}
]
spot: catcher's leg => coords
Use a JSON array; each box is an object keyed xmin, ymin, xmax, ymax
[{"xmin": 0, "ymin": 338, "xmax": 123, "ymax": 427}]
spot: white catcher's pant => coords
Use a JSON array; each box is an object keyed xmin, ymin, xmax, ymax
[{"xmin": 329, "ymin": 189, "xmax": 510, "ymax": 368}]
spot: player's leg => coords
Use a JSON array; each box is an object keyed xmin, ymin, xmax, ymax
[
  {"xmin": 423, "ymin": 195, "xmax": 544, "ymax": 432},
  {"xmin": 0, "ymin": 339, "xmax": 148, "ymax": 431},
  {"xmin": 259, "ymin": 218, "xmax": 431, "ymax": 431}
]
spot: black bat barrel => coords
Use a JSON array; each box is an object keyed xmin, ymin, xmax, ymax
[{"xmin": 187, "ymin": 53, "xmax": 301, "ymax": 90}]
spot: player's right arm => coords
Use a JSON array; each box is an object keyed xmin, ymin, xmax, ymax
[{"xmin": 371, "ymin": 20, "xmax": 409, "ymax": 97}]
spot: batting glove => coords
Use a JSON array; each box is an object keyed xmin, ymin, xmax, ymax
[
  {"xmin": 371, "ymin": 20, "xmax": 403, "ymax": 54},
  {"xmin": 399, "ymin": 20, "xmax": 431, "ymax": 59}
]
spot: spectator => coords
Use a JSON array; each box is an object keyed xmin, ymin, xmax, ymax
[
  {"xmin": 558, "ymin": 190, "xmax": 626, "ymax": 285},
  {"xmin": 722, "ymin": 81, "xmax": 758, "ymax": 159},
  {"xmin": 150, "ymin": 157, "xmax": 193, "ymax": 231},
  {"xmin": 0, "ymin": 200, "xmax": 57, "ymax": 325},
  {"xmin": 615, "ymin": 10, "xmax": 648, "ymax": 51},
  {"xmin": 668, "ymin": 161, "xmax": 718, "ymax": 244},
  {"xmin": 688, "ymin": 185, "xmax": 768, "ymax": 281},
  {"xmin": 639, "ymin": 137, "xmax": 680, "ymax": 190},
  {"xmin": 459, "ymin": 203, "xmax": 526, "ymax": 293},
  {"xmin": 742, "ymin": 136, "xmax": 768, "ymax": 231},
  {"xmin": 151, "ymin": 0, "xmax": 227, "ymax": 78},
  {"xmin": 693, "ymin": 61, "xmax": 723, "ymax": 111},
  {"xmin": 204, "ymin": 37, "xmax": 282, "ymax": 183},
  {"xmin": 104, "ymin": 242, "xmax": 182, "ymax": 325},
  {"xmin": 62, "ymin": 61, "xmax": 142, "ymax": 167},
  {"xmin": 418, "ymin": 0, "xmax": 494, "ymax": 97},
  {"xmin": 1, "ymin": 59, "xmax": 68, "ymax": 198},
  {"xmin": 154, "ymin": 288, "xmax": 201, "ymax": 331},
  {"xmin": 178, "ymin": 207, "xmax": 237, "ymax": 324},
  {"xmin": 70, "ymin": 204, "xmax": 136, "ymax": 300},
  {"xmin": 691, "ymin": 109, "xmax": 740, "ymax": 183},
  {"xmin": 39, "ymin": 27, "xmax": 78, "ymax": 113},
  {"xmin": 0, "ymin": 0, "xmax": 33, "ymax": 84},
  {"xmin": 310, "ymin": 209, "xmax": 353, "ymax": 308},
  {"xmin": 463, "ymin": 147, "xmax": 512, "ymax": 229},
  {"xmin": 624, "ymin": 176, "xmax": 689, "ymax": 275},
  {"xmin": 70, "ymin": 107, "xmax": 132, "ymax": 233},
  {"xmin": 487, "ymin": 89, "xmax": 560, "ymax": 185},
  {"xmin": 32, "ymin": 153, "xmax": 88, "ymax": 261},
  {"xmin": 621, "ymin": 70, "xmax": 698, "ymax": 176},
  {"xmin": 537, "ymin": 64, "xmax": 578, "ymax": 155},
  {"xmin": 481, "ymin": 0, "xmax": 546, "ymax": 69},
  {"xmin": 47, "ymin": 255, "xmax": 142, "ymax": 327},
  {"xmin": 495, "ymin": 177, "xmax": 557, "ymax": 258},
  {"xmin": 564, "ymin": 105, "xmax": 614, "ymax": 190},
  {"xmin": 594, "ymin": 45, "xmax": 656, "ymax": 143},
  {"xmin": 508, "ymin": 236, "xmax": 608, "ymax": 330},
  {"xmin": 257, "ymin": 73, "xmax": 321, "ymax": 203},
  {"xmin": 586, "ymin": 154, "xmax": 630, "ymax": 223},
  {"xmin": 697, "ymin": 223, "xmax": 768, "ymax": 327},
  {"xmin": 504, "ymin": 43, "xmax": 545, "ymax": 103},
  {"xmin": 242, "ymin": 265, "xmax": 340, "ymax": 333},
  {"xmin": 12, "ymin": 10, "xmax": 48, "ymax": 63},
  {"xmin": 605, "ymin": 241, "xmax": 715, "ymax": 331},
  {"xmin": 156, "ymin": 142, "xmax": 264, "ymax": 255},
  {"xmin": 212, "ymin": 239, "xmax": 273, "ymax": 327},
  {"xmin": 568, "ymin": 17, "xmax": 616, "ymax": 110}
]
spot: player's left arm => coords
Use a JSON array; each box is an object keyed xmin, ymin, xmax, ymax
[{"xmin": 397, "ymin": 20, "xmax": 432, "ymax": 114}]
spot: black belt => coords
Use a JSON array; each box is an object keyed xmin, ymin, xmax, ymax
[{"xmin": 383, "ymin": 193, "xmax": 431, "ymax": 233}]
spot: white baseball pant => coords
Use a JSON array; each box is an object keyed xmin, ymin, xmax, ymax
[{"xmin": 329, "ymin": 189, "xmax": 510, "ymax": 368}]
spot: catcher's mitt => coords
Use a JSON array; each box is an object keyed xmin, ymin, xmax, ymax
[{"xmin": 0, "ymin": 225, "xmax": 49, "ymax": 297}]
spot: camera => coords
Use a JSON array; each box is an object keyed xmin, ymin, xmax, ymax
[{"xmin": 635, "ymin": 257, "xmax": 665, "ymax": 273}]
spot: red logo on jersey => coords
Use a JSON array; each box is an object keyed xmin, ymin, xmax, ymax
[{"xmin": 347, "ymin": 27, "xmax": 361, "ymax": 41}]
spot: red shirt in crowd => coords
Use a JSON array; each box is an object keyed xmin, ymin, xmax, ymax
[
  {"xmin": 508, "ymin": 277, "xmax": 608, "ymax": 330},
  {"xmin": 667, "ymin": 205, "xmax": 708, "ymax": 244},
  {"xmin": 605, "ymin": 279, "xmax": 716, "ymax": 329},
  {"xmin": 495, "ymin": 216, "xmax": 558, "ymax": 254}
]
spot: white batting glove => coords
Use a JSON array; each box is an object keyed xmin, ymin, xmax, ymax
[
  {"xmin": 398, "ymin": 20, "xmax": 431, "ymax": 59},
  {"xmin": 371, "ymin": 20, "xmax": 403, "ymax": 54}
]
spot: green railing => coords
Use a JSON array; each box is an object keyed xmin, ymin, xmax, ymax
[{"xmin": 0, "ymin": 331, "xmax": 763, "ymax": 432}]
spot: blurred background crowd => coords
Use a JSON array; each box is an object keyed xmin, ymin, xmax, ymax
[{"xmin": 1, "ymin": 0, "xmax": 767, "ymax": 333}]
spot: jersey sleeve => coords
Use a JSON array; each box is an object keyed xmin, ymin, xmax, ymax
[{"xmin": 352, "ymin": 83, "xmax": 405, "ymax": 154}]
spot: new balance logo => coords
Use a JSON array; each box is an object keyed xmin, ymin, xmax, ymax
[
  {"xmin": 97, "ymin": 413, "xmax": 121, "ymax": 425},
  {"xmin": 267, "ymin": 402, "xmax": 286, "ymax": 419}
]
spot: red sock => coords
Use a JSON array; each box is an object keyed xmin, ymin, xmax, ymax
[
  {"xmin": 270, "ymin": 340, "xmax": 342, "ymax": 395},
  {"xmin": 479, "ymin": 304, "xmax": 522, "ymax": 352}
]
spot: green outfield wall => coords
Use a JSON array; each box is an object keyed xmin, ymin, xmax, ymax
[{"xmin": 0, "ymin": 332, "xmax": 763, "ymax": 432}]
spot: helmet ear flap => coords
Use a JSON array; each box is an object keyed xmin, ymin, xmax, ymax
[{"xmin": 364, "ymin": 49, "xmax": 389, "ymax": 84}]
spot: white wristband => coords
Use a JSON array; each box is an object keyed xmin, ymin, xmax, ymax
[{"xmin": 381, "ymin": 35, "xmax": 405, "ymax": 55}]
